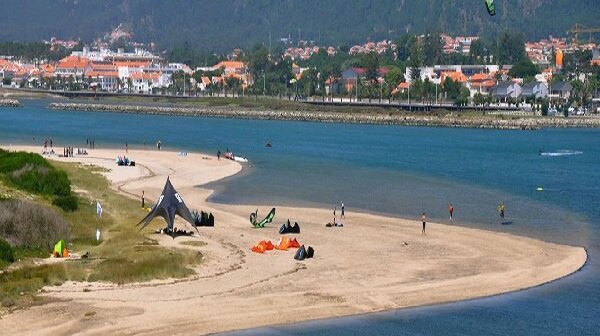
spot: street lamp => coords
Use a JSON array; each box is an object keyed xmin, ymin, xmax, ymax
[
  {"xmin": 434, "ymin": 79, "xmax": 439, "ymax": 106},
  {"xmin": 408, "ymin": 83, "xmax": 411, "ymax": 111}
]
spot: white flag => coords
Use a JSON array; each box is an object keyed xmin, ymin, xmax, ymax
[{"xmin": 96, "ymin": 201, "xmax": 103, "ymax": 218}]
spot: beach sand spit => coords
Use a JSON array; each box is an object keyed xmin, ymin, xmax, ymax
[{"xmin": 0, "ymin": 146, "xmax": 587, "ymax": 336}]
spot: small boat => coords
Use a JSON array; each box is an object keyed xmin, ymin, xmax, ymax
[
  {"xmin": 224, "ymin": 151, "xmax": 248, "ymax": 163},
  {"xmin": 265, "ymin": 141, "xmax": 273, "ymax": 148}
]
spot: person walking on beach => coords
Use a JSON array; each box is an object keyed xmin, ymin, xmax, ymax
[
  {"xmin": 333, "ymin": 206, "xmax": 337, "ymax": 218},
  {"xmin": 422, "ymin": 212, "xmax": 427, "ymax": 235},
  {"xmin": 341, "ymin": 201, "xmax": 345, "ymax": 219},
  {"xmin": 141, "ymin": 190, "xmax": 145, "ymax": 208},
  {"xmin": 498, "ymin": 202, "xmax": 505, "ymax": 223},
  {"xmin": 217, "ymin": 150, "xmax": 221, "ymax": 160},
  {"xmin": 449, "ymin": 203, "xmax": 454, "ymax": 222},
  {"xmin": 125, "ymin": 141, "xmax": 128, "ymax": 153}
]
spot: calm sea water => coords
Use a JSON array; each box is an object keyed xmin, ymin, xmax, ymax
[{"xmin": 1, "ymin": 100, "xmax": 599, "ymax": 335}]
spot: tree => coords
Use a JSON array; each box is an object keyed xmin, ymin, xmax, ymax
[
  {"xmin": 408, "ymin": 39, "xmax": 423, "ymax": 82},
  {"xmin": 443, "ymin": 77, "xmax": 462, "ymax": 100},
  {"xmin": 455, "ymin": 87, "xmax": 471, "ymax": 107},
  {"xmin": 362, "ymin": 52, "xmax": 380, "ymax": 83},
  {"xmin": 496, "ymin": 31, "xmax": 527, "ymax": 65},
  {"xmin": 541, "ymin": 99, "xmax": 549, "ymax": 116},
  {"xmin": 298, "ymin": 68, "xmax": 319, "ymax": 98},
  {"xmin": 422, "ymin": 32, "xmax": 443, "ymax": 66},
  {"xmin": 473, "ymin": 93, "xmax": 486, "ymax": 107},
  {"xmin": 395, "ymin": 35, "xmax": 416, "ymax": 62},
  {"xmin": 508, "ymin": 59, "xmax": 538, "ymax": 78},
  {"xmin": 469, "ymin": 39, "xmax": 486, "ymax": 64},
  {"xmin": 385, "ymin": 67, "xmax": 404, "ymax": 90}
]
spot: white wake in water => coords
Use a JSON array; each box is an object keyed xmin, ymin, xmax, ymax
[{"xmin": 540, "ymin": 150, "xmax": 583, "ymax": 157}]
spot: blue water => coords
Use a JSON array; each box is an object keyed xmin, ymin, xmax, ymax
[{"xmin": 1, "ymin": 100, "xmax": 599, "ymax": 335}]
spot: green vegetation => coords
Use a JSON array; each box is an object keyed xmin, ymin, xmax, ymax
[
  {"xmin": 0, "ymin": 1, "xmax": 598, "ymax": 52},
  {"xmin": 0, "ymin": 239, "xmax": 15, "ymax": 268},
  {"xmin": 0, "ymin": 199, "xmax": 70, "ymax": 250},
  {"xmin": 0, "ymin": 160, "xmax": 204, "ymax": 311},
  {"xmin": 509, "ymin": 59, "xmax": 539, "ymax": 79},
  {"xmin": 0, "ymin": 41, "xmax": 72, "ymax": 62},
  {"xmin": 0, "ymin": 149, "xmax": 77, "ymax": 211}
]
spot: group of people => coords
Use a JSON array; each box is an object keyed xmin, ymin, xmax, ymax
[
  {"xmin": 62, "ymin": 146, "xmax": 76, "ymax": 157},
  {"xmin": 420, "ymin": 202, "xmax": 506, "ymax": 235},
  {"xmin": 332, "ymin": 201, "xmax": 345, "ymax": 225},
  {"xmin": 43, "ymin": 138, "xmax": 53, "ymax": 150},
  {"xmin": 116, "ymin": 156, "xmax": 134, "ymax": 166},
  {"xmin": 86, "ymin": 138, "xmax": 96, "ymax": 149}
]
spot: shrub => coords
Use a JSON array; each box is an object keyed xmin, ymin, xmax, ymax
[
  {"xmin": 0, "ymin": 199, "xmax": 70, "ymax": 249},
  {"xmin": 0, "ymin": 239, "xmax": 14, "ymax": 264},
  {"xmin": 0, "ymin": 150, "xmax": 72, "ymax": 197},
  {"xmin": 52, "ymin": 195, "xmax": 79, "ymax": 212}
]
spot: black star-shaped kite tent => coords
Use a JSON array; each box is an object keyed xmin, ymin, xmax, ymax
[{"xmin": 137, "ymin": 177, "xmax": 197, "ymax": 238}]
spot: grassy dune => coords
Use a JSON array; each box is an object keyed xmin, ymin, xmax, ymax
[{"xmin": 1, "ymin": 159, "xmax": 204, "ymax": 312}]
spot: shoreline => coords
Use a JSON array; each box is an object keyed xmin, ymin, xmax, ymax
[
  {"xmin": 49, "ymin": 102, "xmax": 600, "ymax": 130},
  {"xmin": 0, "ymin": 145, "xmax": 588, "ymax": 335}
]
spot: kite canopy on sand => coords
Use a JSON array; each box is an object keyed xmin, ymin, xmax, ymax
[
  {"xmin": 250, "ymin": 208, "xmax": 276, "ymax": 228},
  {"xmin": 137, "ymin": 177, "xmax": 197, "ymax": 238},
  {"xmin": 53, "ymin": 239, "xmax": 66, "ymax": 257}
]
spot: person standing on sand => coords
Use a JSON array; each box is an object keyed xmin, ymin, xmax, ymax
[
  {"xmin": 449, "ymin": 203, "xmax": 454, "ymax": 222},
  {"xmin": 217, "ymin": 150, "xmax": 221, "ymax": 160},
  {"xmin": 341, "ymin": 201, "xmax": 345, "ymax": 218},
  {"xmin": 126, "ymin": 141, "xmax": 128, "ymax": 153},
  {"xmin": 422, "ymin": 212, "xmax": 427, "ymax": 235},
  {"xmin": 141, "ymin": 190, "xmax": 145, "ymax": 208},
  {"xmin": 498, "ymin": 202, "xmax": 505, "ymax": 223}
]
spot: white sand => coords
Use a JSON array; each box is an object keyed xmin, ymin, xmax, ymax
[{"xmin": 0, "ymin": 145, "xmax": 587, "ymax": 336}]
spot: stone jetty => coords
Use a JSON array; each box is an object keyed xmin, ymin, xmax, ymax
[
  {"xmin": 0, "ymin": 99, "xmax": 22, "ymax": 107},
  {"xmin": 48, "ymin": 102, "xmax": 600, "ymax": 130}
]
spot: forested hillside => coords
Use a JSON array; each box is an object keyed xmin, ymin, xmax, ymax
[{"xmin": 0, "ymin": 0, "xmax": 598, "ymax": 51}]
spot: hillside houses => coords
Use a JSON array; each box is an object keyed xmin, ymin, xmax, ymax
[{"xmin": 0, "ymin": 47, "xmax": 215, "ymax": 94}]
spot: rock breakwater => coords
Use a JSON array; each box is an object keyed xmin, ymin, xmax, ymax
[
  {"xmin": 0, "ymin": 99, "xmax": 22, "ymax": 107},
  {"xmin": 48, "ymin": 102, "xmax": 600, "ymax": 130}
]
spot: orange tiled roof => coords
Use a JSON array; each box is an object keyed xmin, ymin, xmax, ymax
[
  {"xmin": 475, "ymin": 80, "xmax": 496, "ymax": 88},
  {"xmin": 470, "ymin": 73, "xmax": 490, "ymax": 82},
  {"xmin": 88, "ymin": 62, "xmax": 117, "ymax": 71},
  {"xmin": 441, "ymin": 71, "xmax": 467, "ymax": 83},
  {"xmin": 40, "ymin": 64, "xmax": 55, "ymax": 73},
  {"xmin": 113, "ymin": 60, "xmax": 152, "ymax": 68},
  {"xmin": 130, "ymin": 72, "xmax": 161, "ymax": 80},
  {"xmin": 56, "ymin": 55, "xmax": 90, "ymax": 69},
  {"xmin": 215, "ymin": 61, "xmax": 246, "ymax": 69}
]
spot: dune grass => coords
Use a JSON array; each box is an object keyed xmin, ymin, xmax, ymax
[{"xmin": 0, "ymin": 161, "xmax": 204, "ymax": 312}]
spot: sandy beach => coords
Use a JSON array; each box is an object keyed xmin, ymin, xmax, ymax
[{"xmin": 0, "ymin": 145, "xmax": 588, "ymax": 335}]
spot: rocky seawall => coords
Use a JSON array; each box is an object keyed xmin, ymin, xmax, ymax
[
  {"xmin": 0, "ymin": 99, "xmax": 22, "ymax": 107},
  {"xmin": 48, "ymin": 102, "xmax": 600, "ymax": 130}
]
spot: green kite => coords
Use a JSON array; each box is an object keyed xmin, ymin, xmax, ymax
[
  {"xmin": 250, "ymin": 208, "xmax": 276, "ymax": 228},
  {"xmin": 485, "ymin": 0, "xmax": 496, "ymax": 16}
]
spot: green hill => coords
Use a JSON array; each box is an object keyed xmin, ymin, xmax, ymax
[{"xmin": 0, "ymin": 0, "xmax": 598, "ymax": 51}]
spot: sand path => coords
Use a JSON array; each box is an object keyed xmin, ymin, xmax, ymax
[{"xmin": 0, "ymin": 146, "xmax": 587, "ymax": 335}]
